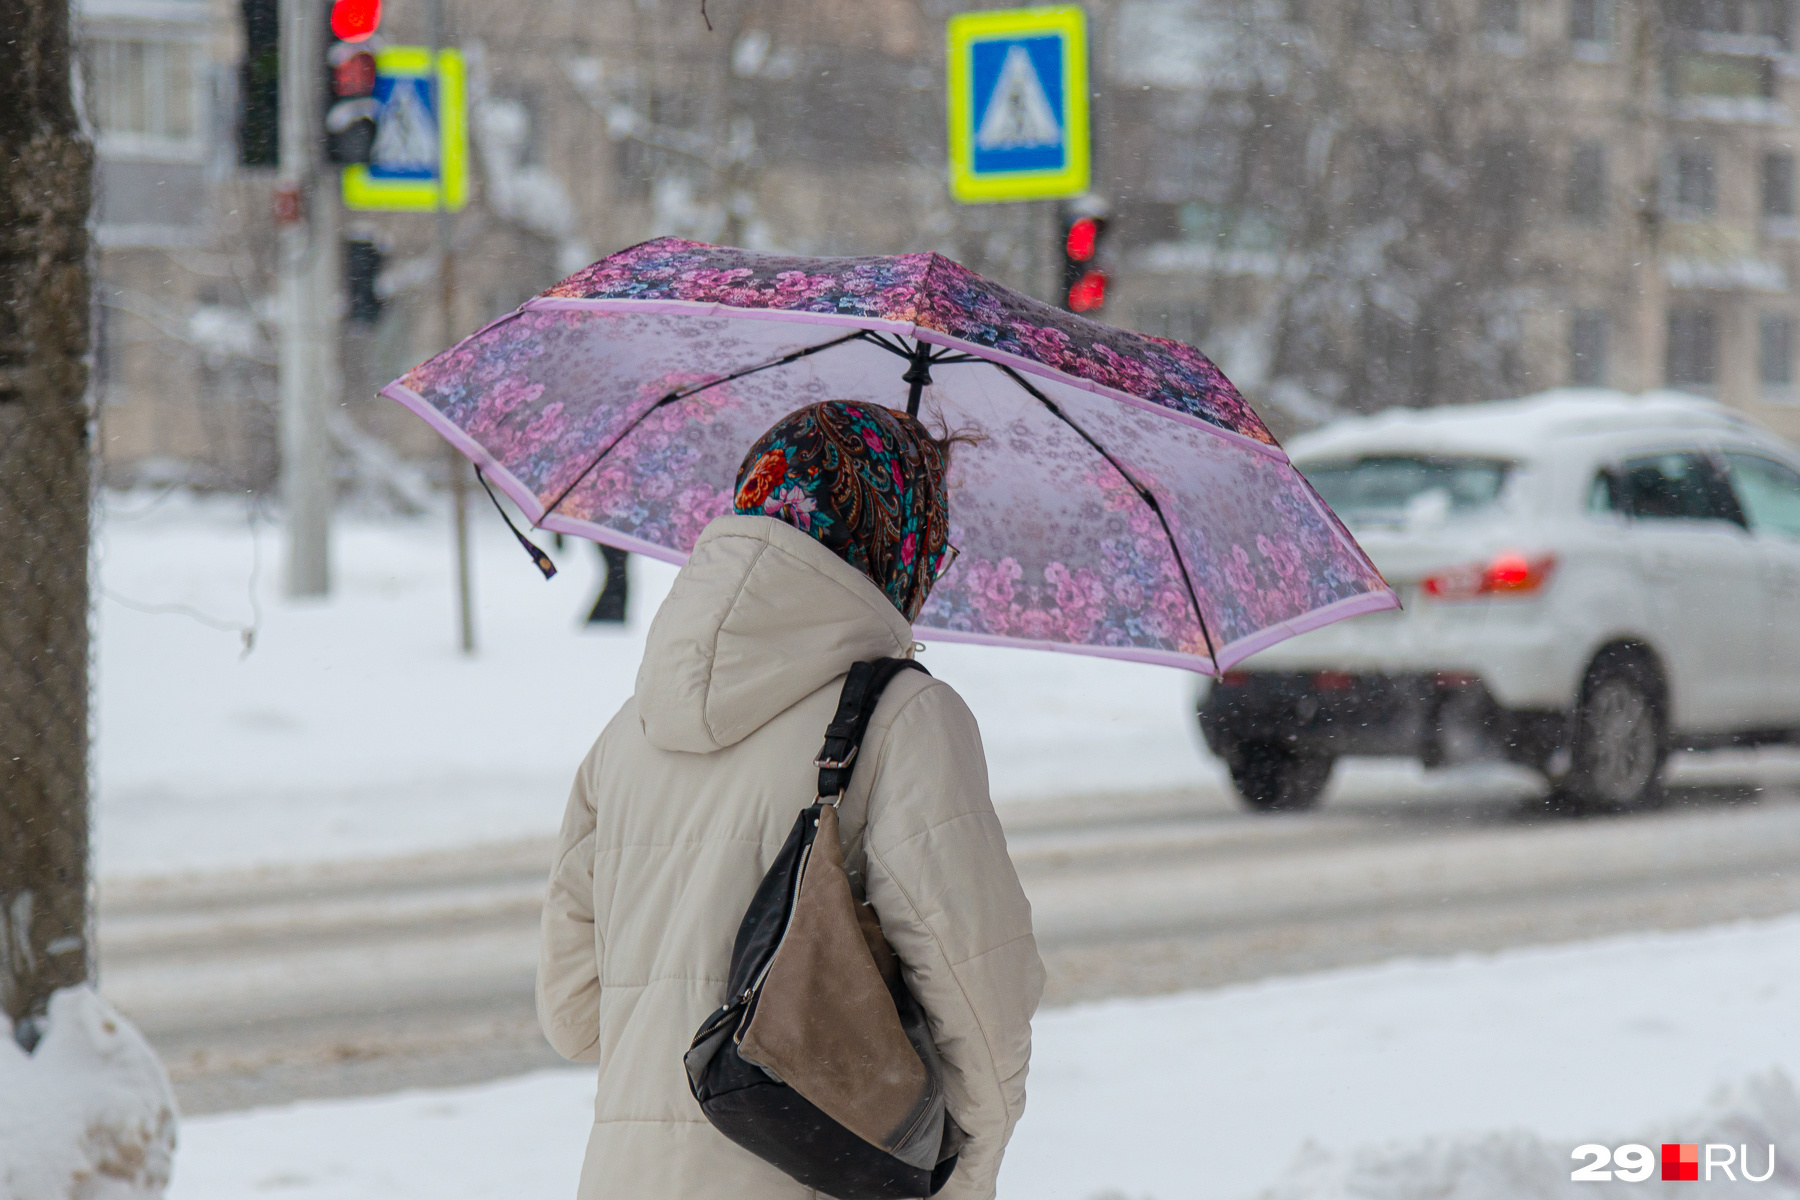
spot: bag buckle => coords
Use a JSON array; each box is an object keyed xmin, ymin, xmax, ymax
[{"xmin": 812, "ymin": 744, "xmax": 857, "ymax": 771}]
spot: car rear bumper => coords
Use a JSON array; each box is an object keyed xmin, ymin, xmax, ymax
[
  {"xmin": 1198, "ymin": 670, "xmax": 1567, "ymax": 770},
  {"xmin": 1238, "ymin": 598, "xmax": 1582, "ymax": 711}
]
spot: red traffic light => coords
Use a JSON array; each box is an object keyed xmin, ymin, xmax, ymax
[
  {"xmin": 330, "ymin": 0, "xmax": 381, "ymax": 42},
  {"xmin": 332, "ymin": 47, "xmax": 377, "ymax": 97},
  {"xmin": 1065, "ymin": 216, "xmax": 1100, "ymax": 262},
  {"xmin": 1067, "ymin": 270, "xmax": 1107, "ymax": 313}
]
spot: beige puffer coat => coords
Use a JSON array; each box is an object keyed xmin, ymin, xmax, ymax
[{"xmin": 537, "ymin": 514, "xmax": 1044, "ymax": 1200}]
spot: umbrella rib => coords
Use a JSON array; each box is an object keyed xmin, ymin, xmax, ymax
[
  {"xmin": 858, "ymin": 333, "xmax": 986, "ymax": 367},
  {"xmin": 860, "ymin": 334, "xmax": 986, "ymax": 368},
  {"xmin": 994, "ymin": 364, "xmax": 1221, "ymax": 672},
  {"xmin": 860, "ymin": 334, "xmax": 989, "ymax": 417},
  {"xmin": 860, "ymin": 331, "xmax": 914, "ymax": 359},
  {"xmin": 538, "ymin": 329, "xmax": 868, "ymax": 522}
]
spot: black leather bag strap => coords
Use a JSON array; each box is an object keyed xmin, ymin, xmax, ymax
[{"xmin": 814, "ymin": 658, "xmax": 929, "ymax": 802}]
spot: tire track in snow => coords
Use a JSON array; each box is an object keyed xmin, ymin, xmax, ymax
[{"xmin": 98, "ymin": 781, "xmax": 1800, "ymax": 1113}]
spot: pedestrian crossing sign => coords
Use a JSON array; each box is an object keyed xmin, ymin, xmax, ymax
[
  {"xmin": 342, "ymin": 47, "xmax": 468, "ymax": 213},
  {"xmin": 947, "ymin": 6, "xmax": 1089, "ymax": 204}
]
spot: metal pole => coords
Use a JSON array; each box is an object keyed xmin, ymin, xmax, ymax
[
  {"xmin": 428, "ymin": 0, "xmax": 473, "ymax": 652},
  {"xmin": 447, "ymin": 446, "xmax": 474, "ymax": 653},
  {"xmin": 278, "ymin": 0, "xmax": 335, "ymax": 596}
]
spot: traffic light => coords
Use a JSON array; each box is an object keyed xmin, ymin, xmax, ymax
[
  {"xmin": 238, "ymin": 0, "xmax": 279, "ymax": 167},
  {"xmin": 324, "ymin": 16, "xmax": 380, "ymax": 165},
  {"xmin": 330, "ymin": 0, "xmax": 381, "ymax": 41},
  {"xmin": 1061, "ymin": 212, "xmax": 1108, "ymax": 314},
  {"xmin": 344, "ymin": 238, "xmax": 384, "ymax": 325}
]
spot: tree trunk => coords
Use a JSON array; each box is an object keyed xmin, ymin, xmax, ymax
[{"xmin": 0, "ymin": 0, "xmax": 95, "ymax": 1049}]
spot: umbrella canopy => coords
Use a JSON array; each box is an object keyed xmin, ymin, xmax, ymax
[{"xmin": 382, "ymin": 237, "xmax": 1395, "ymax": 674}]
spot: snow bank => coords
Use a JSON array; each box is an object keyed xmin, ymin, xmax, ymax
[
  {"xmin": 168, "ymin": 1070, "xmax": 590, "ymax": 1200},
  {"xmin": 1000, "ymin": 912, "xmax": 1800, "ymax": 1199},
  {"xmin": 0, "ymin": 987, "xmax": 177, "ymax": 1199},
  {"xmin": 1259, "ymin": 1071, "xmax": 1800, "ymax": 1199},
  {"xmin": 161, "ymin": 913, "xmax": 1800, "ymax": 1199}
]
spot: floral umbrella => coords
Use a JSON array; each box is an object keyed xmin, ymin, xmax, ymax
[{"xmin": 382, "ymin": 237, "xmax": 1395, "ymax": 674}]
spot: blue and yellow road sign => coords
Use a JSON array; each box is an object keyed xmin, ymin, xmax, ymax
[
  {"xmin": 947, "ymin": 6, "xmax": 1089, "ymax": 204},
  {"xmin": 342, "ymin": 47, "xmax": 468, "ymax": 213}
]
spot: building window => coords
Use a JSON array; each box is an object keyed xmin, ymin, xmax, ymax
[
  {"xmin": 87, "ymin": 37, "xmax": 204, "ymax": 159},
  {"xmin": 1666, "ymin": 0, "xmax": 1789, "ymax": 44},
  {"xmin": 1756, "ymin": 0, "xmax": 1790, "ymax": 43},
  {"xmin": 1672, "ymin": 145, "xmax": 1716, "ymax": 216},
  {"xmin": 1571, "ymin": 0, "xmax": 1613, "ymax": 47},
  {"xmin": 1761, "ymin": 313, "xmax": 1794, "ymax": 387},
  {"xmin": 1358, "ymin": 0, "xmax": 1427, "ymax": 45},
  {"xmin": 1764, "ymin": 151, "xmax": 1794, "ymax": 217},
  {"xmin": 1150, "ymin": 131, "xmax": 1240, "ymax": 204},
  {"xmin": 1668, "ymin": 306, "xmax": 1718, "ymax": 387},
  {"xmin": 1482, "ymin": 0, "xmax": 1521, "ymax": 34},
  {"xmin": 1571, "ymin": 310, "xmax": 1608, "ymax": 385},
  {"xmin": 1672, "ymin": 52, "xmax": 1776, "ymax": 98},
  {"xmin": 1568, "ymin": 141, "xmax": 1607, "ymax": 222}
]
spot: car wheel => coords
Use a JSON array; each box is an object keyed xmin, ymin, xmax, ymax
[
  {"xmin": 1553, "ymin": 657, "xmax": 1666, "ymax": 813},
  {"xmin": 1228, "ymin": 745, "xmax": 1333, "ymax": 813}
]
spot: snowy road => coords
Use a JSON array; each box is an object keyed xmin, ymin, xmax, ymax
[{"xmin": 100, "ymin": 771, "xmax": 1800, "ymax": 1115}]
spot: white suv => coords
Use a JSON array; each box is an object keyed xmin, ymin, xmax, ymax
[{"xmin": 1198, "ymin": 389, "xmax": 1800, "ymax": 813}]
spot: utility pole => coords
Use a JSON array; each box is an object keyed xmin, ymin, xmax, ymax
[
  {"xmin": 0, "ymin": 0, "xmax": 95, "ymax": 1047},
  {"xmin": 429, "ymin": 0, "xmax": 474, "ymax": 653},
  {"xmin": 448, "ymin": 440, "xmax": 474, "ymax": 653},
  {"xmin": 278, "ymin": 0, "xmax": 338, "ymax": 597}
]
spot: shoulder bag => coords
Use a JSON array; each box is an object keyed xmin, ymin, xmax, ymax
[{"xmin": 684, "ymin": 657, "xmax": 964, "ymax": 1199}]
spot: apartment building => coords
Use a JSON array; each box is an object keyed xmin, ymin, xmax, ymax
[
  {"xmin": 82, "ymin": 0, "xmax": 1800, "ymax": 487},
  {"xmin": 1101, "ymin": 0, "xmax": 1800, "ymax": 440}
]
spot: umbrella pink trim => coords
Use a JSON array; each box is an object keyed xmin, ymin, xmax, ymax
[
  {"xmin": 384, "ymin": 379, "xmax": 702, "ymax": 564},
  {"xmin": 1208, "ymin": 588, "xmax": 1401, "ymax": 673},
  {"xmin": 1288, "ymin": 463, "xmax": 1392, "ymax": 589},
  {"xmin": 383, "ymin": 381, "xmax": 551, "ymax": 522},
  {"xmin": 520, "ymin": 296, "xmax": 1293, "ymax": 464},
  {"xmin": 535, "ymin": 511, "xmax": 692, "ymax": 565},
  {"xmin": 916, "ymin": 587, "xmax": 1399, "ymax": 675},
  {"xmin": 914, "ymin": 626, "xmax": 1219, "ymax": 673}
]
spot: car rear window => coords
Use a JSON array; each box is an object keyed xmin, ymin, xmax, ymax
[
  {"xmin": 1593, "ymin": 452, "xmax": 1746, "ymax": 525},
  {"xmin": 1300, "ymin": 456, "xmax": 1512, "ymax": 527}
]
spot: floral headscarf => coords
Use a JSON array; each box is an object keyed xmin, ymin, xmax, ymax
[{"xmin": 733, "ymin": 401, "xmax": 951, "ymax": 621}]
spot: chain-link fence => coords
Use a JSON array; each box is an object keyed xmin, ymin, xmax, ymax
[
  {"xmin": 1, "ymin": 8, "xmax": 96, "ymax": 1045},
  {"xmin": 0, "ymin": 387, "xmax": 92, "ymax": 1046}
]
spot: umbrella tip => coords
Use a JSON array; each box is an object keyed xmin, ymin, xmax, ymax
[
  {"xmin": 504, "ymin": 519, "xmax": 559, "ymax": 580},
  {"xmin": 473, "ymin": 465, "xmax": 559, "ymax": 581}
]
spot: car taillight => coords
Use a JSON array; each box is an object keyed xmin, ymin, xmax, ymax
[
  {"xmin": 1220, "ymin": 670, "xmax": 1252, "ymax": 687},
  {"xmin": 1422, "ymin": 551, "xmax": 1556, "ymax": 600},
  {"xmin": 1313, "ymin": 670, "xmax": 1355, "ymax": 690}
]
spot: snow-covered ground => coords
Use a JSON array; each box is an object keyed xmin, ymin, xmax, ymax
[
  {"xmin": 94, "ymin": 492, "xmax": 1217, "ymax": 879},
  {"xmin": 100, "ymin": 496, "xmax": 1800, "ymax": 1197},
  {"xmin": 98, "ymin": 493, "xmax": 1800, "ymax": 880},
  {"xmin": 167, "ymin": 912, "xmax": 1800, "ymax": 1200}
]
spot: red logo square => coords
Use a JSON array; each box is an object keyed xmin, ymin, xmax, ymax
[{"xmin": 1662, "ymin": 1143, "xmax": 1699, "ymax": 1181}]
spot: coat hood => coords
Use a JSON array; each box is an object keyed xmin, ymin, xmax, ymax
[{"xmin": 635, "ymin": 515, "xmax": 916, "ymax": 754}]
